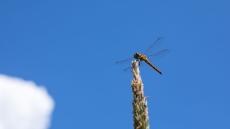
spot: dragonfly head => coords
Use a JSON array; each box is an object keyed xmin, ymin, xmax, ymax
[{"xmin": 133, "ymin": 52, "xmax": 141, "ymax": 60}]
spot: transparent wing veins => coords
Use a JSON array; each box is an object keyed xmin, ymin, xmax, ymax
[
  {"xmin": 115, "ymin": 57, "xmax": 133, "ymax": 64},
  {"xmin": 148, "ymin": 49, "xmax": 170, "ymax": 58},
  {"xmin": 145, "ymin": 37, "xmax": 164, "ymax": 53}
]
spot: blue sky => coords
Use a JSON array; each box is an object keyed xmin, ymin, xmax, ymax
[{"xmin": 1, "ymin": 0, "xmax": 230, "ymax": 129}]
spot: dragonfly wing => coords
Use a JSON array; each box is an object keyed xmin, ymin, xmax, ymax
[
  {"xmin": 116, "ymin": 56, "xmax": 133, "ymax": 72},
  {"xmin": 121, "ymin": 61, "xmax": 142, "ymax": 72},
  {"xmin": 123, "ymin": 66, "xmax": 132, "ymax": 72},
  {"xmin": 148, "ymin": 49, "xmax": 170, "ymax": 60},
  {"xmin": 115, "ymin": 57, "xmax": 133, "ymax": 64},
  {"xmin": 145, "ymin": 37, "xmax": 164, "ymax": 53}
]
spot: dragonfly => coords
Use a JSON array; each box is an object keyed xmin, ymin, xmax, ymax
[{"xmin": 116, "ymin": 37, "xmax": 169, "ymax": 75}]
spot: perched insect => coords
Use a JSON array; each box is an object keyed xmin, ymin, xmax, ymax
[
  {"xmin": 133, "ymin": 52, "xmax": 162, "ymax": 74},
  {"xmin": 116, "ymin": 37, "xmax": 169, "ymax": 75}
]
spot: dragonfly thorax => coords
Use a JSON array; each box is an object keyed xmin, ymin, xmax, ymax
[{"xmin": 134, "ymin": 52, "xmax": 146, "ymax": 61}]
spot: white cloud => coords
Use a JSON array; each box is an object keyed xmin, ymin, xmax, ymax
[{"xmin": 0, "ymin": 74, "xmax": 55, "ymax": 129}]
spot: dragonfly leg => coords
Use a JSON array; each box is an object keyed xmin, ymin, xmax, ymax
[{"xmin": 136, "ymin": 59, "xmax": 141, "ymax": 66}]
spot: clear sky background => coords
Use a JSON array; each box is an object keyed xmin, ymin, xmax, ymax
[{"xmin": 1, "ymin": 0, "xmax": 230, "ymax": 129}]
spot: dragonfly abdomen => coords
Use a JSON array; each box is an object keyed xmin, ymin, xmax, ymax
[{"xmin": 144, "ymin": 60, "xmax": 162, "ymax": 75}]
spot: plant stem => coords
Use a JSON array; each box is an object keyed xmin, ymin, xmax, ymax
[{"xmin": 131, "ymin": 61, "xmax": 150, "ymax": 129}]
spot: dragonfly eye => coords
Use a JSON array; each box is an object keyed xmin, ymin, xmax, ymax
[{"xmin": 134, "ymin": 53, "xmax": 139, "ymax": 59}]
